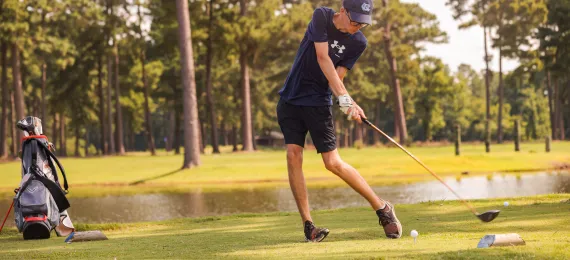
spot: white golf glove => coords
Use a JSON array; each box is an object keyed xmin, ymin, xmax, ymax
[{"xmin": 337, "ymin": 94, "xmax": 357, "ymax": 120}]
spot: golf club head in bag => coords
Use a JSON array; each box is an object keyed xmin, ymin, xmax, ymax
[{"xmin": 17, "ymin": 116, "xmax": 43, "ymax": 137}]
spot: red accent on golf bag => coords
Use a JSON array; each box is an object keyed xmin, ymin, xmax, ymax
[
  {"xmin": 21, "ymin": 135, "xmax": 48, "ymax": 141},
  {"xmin": 24, "ymin": 216, "xmax": 48, "ymax": 222}
]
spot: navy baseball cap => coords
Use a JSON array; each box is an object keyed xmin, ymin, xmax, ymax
[{"xmin": 342, "ymin": 0, "xmax": 373, "ymax": 24}]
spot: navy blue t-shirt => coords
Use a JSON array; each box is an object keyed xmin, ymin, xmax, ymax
[{"xmin": 278, "ymin": 7, "xmax": 367, "ymax": 106}]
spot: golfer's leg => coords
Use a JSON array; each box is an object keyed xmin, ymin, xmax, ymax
[
  {"xmin": 322, "ymin": 149, "xmax": 385, "ymax": 210},
  {"xmin": 287, "ymin": 144, "xmax": 312, "ymax": 223},
  {"xmin": 277, "ymin": 99, "xmax": 312, "ymax": 223}
]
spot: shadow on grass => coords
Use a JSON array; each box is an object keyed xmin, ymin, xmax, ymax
[{"xmin": 129, "ymin": 169, "xmax": 183, "ymax": 185}]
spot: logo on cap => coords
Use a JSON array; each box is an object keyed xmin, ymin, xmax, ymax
[{"xmin": 361, "ymin": 3, "xmax": 371, "ymax": 12}]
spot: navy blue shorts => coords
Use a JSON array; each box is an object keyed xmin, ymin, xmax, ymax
[{"xmin": 276, "ymin": 99, "xmax": 336, "ymax": 153}]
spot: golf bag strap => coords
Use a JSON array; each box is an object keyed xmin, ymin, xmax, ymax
[
  {"xmin": 37, "ymin": 141, "xmax": 68, "ymax": 192},
  {"xmin": 19, "ymin": 139, "xmax": 37, "ymax": 178},
  {"xmin": 30, "ymin": 139, "xmax": 37, "ymax": 164},
  {"xmin": 21, "ymin": 138, "xmax": 69, "ymax": 192}
]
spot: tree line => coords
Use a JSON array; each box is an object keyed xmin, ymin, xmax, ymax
[{"xmin": 0, "ymin": 0, "xmax": 568, "ymax": 166}]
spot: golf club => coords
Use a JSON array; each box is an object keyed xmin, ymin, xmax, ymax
[{"xmin": 362, "ymin": 118, "xmax": 500, "ymax": 222}]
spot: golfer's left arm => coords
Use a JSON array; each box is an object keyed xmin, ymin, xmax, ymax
[{"xmin": 336, "ymin": 66, "xmax": 366, "ymax": 122}]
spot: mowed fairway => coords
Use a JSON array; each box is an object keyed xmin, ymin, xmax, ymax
[
  {"xmin": 1, "ymin": 142, "xmax": 569, "ymax": 197},
  {"xmin": 0, "ymin": 195, "xmax": 569, "ymax": 259}
]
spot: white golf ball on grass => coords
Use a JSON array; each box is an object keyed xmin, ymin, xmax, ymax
[
  {"xmin": 504, "ymin": 201, "xmax": 509, "ymax": 207},
  {"xmin": 410, "ymin": 230, "xmax": 418, "ymax": 243},
  {"xmin": 410, "ymin": 230, "xmax": 418, "ymax": 237}
]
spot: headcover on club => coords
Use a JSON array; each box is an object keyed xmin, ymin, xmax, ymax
[
  {"xmin": 477, "ymin": 210, "xmax": 500, "ymax": 222},
  {"xmin": 17, "ymin": 116, "xmax": 43, "ymax": 136}
]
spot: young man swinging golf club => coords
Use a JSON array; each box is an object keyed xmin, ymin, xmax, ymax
[{"xmin": 277, "ymin": 0, "xmax": 402, "ymax": 242}]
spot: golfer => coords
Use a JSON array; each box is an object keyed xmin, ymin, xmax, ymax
[{"xmin": 277, "ymin": 0, "xmax": 402, "ymax": 242}]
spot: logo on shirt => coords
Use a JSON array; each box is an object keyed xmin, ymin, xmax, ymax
[
  {"xmin": 362, "ymin": 3, "xmax": 371, "ymax": 12},
  {"xmin": 331, "ymin": 40, "xmax": 345, "ymax": 54}
]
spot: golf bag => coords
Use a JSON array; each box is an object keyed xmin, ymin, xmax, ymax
[{"xmin": 13, "ymin": 116, "xmax": 75, "ymax": 240}]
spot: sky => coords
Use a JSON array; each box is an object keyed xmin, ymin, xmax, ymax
[{"xmin": 404, "ymin": 0, "xmax": 520, "ymax": 73}]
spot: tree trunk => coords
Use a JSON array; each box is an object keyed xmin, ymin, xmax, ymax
[
  {"xmin": 546, "ymin": 70, "xmax": 554, "ymax": 138},
  {"xmin": 129, "ymin": 128, "xmax": 133, "ymax": 151},
  {"xmin": 553, "ymin": 79, "xmax": 560, "ymax": 140},
  {"xmin": 455, "ymin": 124, "xmax": 461, "ymax": 156},
  {"xmin": 199, "ymin": 119, "xmax": 205, "ymax": 154},
  {"xmin": 52, "ymin": 111, "xmax": 57, "ymax": 152},
  {"xmin": 170, "ymin": 81, "xmax": 181, "ymax": 154},
  {"xmin": 514, "ymin": 119, "xmax": 520, "ymax": 151},
  {"xmin": 557, "ymin": 81, "xmax": 566, "ymax": 140},
  {"xmin": 141, "ymin": 52, "xmax": 156, "ymax": 155},
  {"xmin": 0, "ymin": 41, "xmax": 8, "ymax": 159},
  {"xmin": 343, "ymin": 120, "xmax": 349, "ymax": 148},
  {"xmin": 239, "ymin": 52, "xmax": 254, "ymax": 151},
  {"xmin": 382, "ymin": 0, "xmax": 407, "ymax": 145},
  {"xmin": 12, "ymin": 44, "xmax": 25, "ymax": 153},
  {"xmin": 166, "ymin": 109, "xmax": 174, "ymax": 152},
  {"xmin": 232, "ymin": 124, "xmax": 238, "ymax": 152},
  {"xmin": 10, "ymin": 92, "xmax": 16, "ymax": 156},
  {"xmin": 497, "ymin": 48, "xmax": 504, "ymax": 143},
  {"xmin": 423, "ymin": 110, "xmax": 432, "ymax": 141},
  {"xmin": 39, "ymin": 9, "xmax": 47, "ymax": 125},
  {"xmin": 59, "ymin": 114, "xmax": 66, "ymax": 157},
  {"xmin": 176, "ymin": 0, "xmax": 201, "ymax": 168},
  {"xmin": 373, "ymin": 103, "xmax": 381, "ymax": 145},
  {"xmin": 84, "ymin": 129, "xmax": 89, "ymax": 157},
  {"xmin": 175, "ymin": 118, "xmax": 182, "ymax": 155},
  {"xmin": 32, "ymin": 92, "xmax": 38, "ymax": 120},
  {"xmin": 239, "ymin": 0, "xmax": 254, "ymax": 152},
  {"xmin": 347, "ymin": 121, "xmax": 354, "ymax": 147},
  {"xmin": 74, "ymin": 126, "xmax": 80, "ymax": 157},
  {"xmin": 205, "ymin": 0, "xmax": 220, "ymax": 154},
  {"xmin": 355, "ymin": 123, "xmax": 363, "ymax": 145},
  {"xmin": 114, "ymin": 41, "xmax": 125, "ymax": 155},
  {"xmin": 220, "ymin": 121, "xmax": 227, "ymax": 146},
  {"xmin": 107, "ymin": 56, "xmax": 115, "ymax": 154},
  {"xmin": 97, "ymin": 56, "xmax": 107, "ymax": 154},
  {"xmin": 173, "ymin": 107, "xmax": 181, "ymax": 155},
  {"xmin": 483, "ymin": 27, "xmax": 491, "ymax": 152},
  {"xmin": 21, "ymin": 60, "xmax": 28, "ymax": 113},
  {"xmin": 41, "ymin": 63, "xmax": 46, "ymax": 123},
  {"xmin": 252, "ymin": 115, "xmax": 257, "ymax": 151},
  {"xmin": 123, "ymin": 117, "xmax": 129, "ymax": 152}
]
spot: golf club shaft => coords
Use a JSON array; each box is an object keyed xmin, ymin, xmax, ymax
[
  {"xmin": 0, "ymin": 200, "xmax": 14, "ymax": 233},
  {"xmin": 362, "ymin": 119, "xmax": 479, "ymax": 215}
]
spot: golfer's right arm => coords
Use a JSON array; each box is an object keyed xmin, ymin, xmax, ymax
[
  {"xmin": 314, "ymin": 42, "xmax": 365, "ymax": 122},
  {"xmin": 314, "ymin": 42, "xmax": 348, "ymax": 97}
]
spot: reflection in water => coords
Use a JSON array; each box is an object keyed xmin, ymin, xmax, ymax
[{"xmin": 0, "ymin": 172, "xmax": 568, "ymax": 224}]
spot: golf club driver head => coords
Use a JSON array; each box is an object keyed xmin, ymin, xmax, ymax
[{"xmin": 477, "ymin": 210, "xmax": 500, "ymax": 222}]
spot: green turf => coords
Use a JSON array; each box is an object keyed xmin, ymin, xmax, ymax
[
  {"xmin": 0, "ymin": 194, "xmax": 568, "ymax": 259},
  {"xmin": 1, "ymin": 142, "xmax": 569, "ymax": 198}
]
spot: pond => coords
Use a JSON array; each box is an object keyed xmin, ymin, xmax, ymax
[{"xmin": 1, "ymin": 172, "xmax": 568, "ymax": 224}]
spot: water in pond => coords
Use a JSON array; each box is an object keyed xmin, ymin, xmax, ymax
[{"xmin": 0, "ymin": 172, "xmax": 568, "ymax": 224}]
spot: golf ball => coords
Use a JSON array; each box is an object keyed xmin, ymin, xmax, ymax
[
  {"xmin": 504, "ymin": 201, "xmax": 509, "ymax": 207},
  {"xmin": 410, "ymin": 230, "xmax": 418, "ymax": 238}
]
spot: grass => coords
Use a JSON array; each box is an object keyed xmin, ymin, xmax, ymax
[
  {"xmin": 1, "ymin": 141, "xmax": 569, "ymax": 198},
  {"xmin": 0, "ymin": 194, "xmax": 569, "ymax": 259}
]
